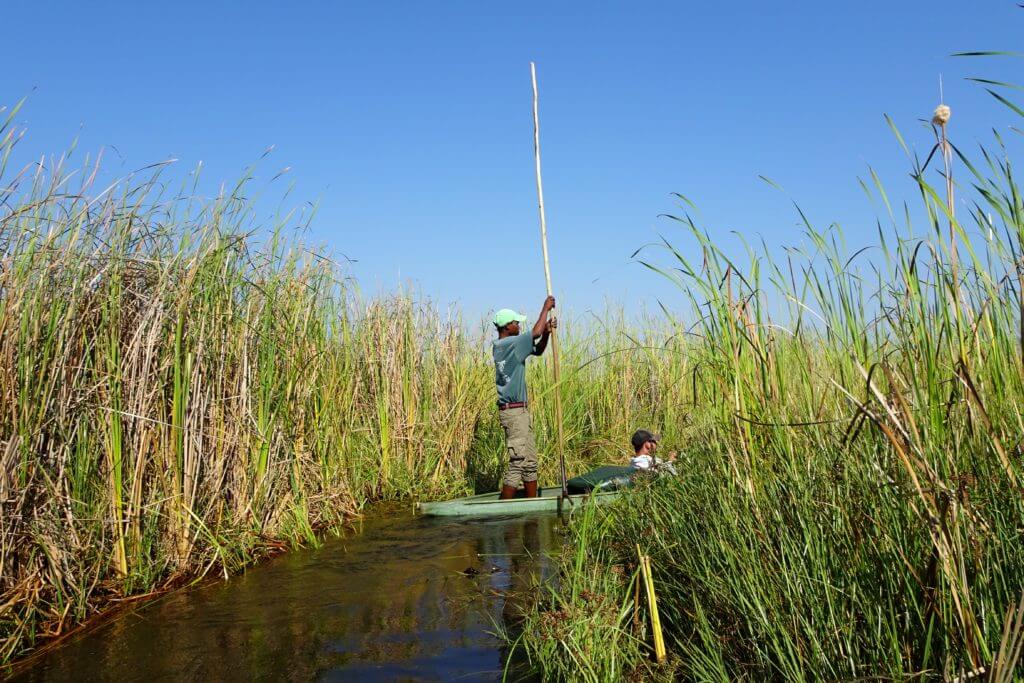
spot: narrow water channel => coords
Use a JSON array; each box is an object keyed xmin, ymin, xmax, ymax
[{"xmin": 16, "ymin": 510, "xmax": 560, "ymax": 682}]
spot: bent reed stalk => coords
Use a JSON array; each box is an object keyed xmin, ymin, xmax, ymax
[{"xmin": 517, "ymin": 63, "xmax": 1024, "ymax": 681}]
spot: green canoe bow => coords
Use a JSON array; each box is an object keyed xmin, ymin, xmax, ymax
[{"xmin": 417, "ymin": 487, "xmax": 620, "ymax": 517}]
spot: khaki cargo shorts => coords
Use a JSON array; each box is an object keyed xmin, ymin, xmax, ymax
[{"xmin": 498, "ymin": 406, "xmax": 538, "ymax": 488}]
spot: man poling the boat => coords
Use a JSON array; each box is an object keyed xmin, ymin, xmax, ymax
[{"xmin": 493, "ymin": 295, "xmax": 557, "ymax": 499}]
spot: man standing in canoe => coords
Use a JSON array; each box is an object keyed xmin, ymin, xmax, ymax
[{"xmin": 493, "ymin": 296, "xmax": 557, "ymax": 499}]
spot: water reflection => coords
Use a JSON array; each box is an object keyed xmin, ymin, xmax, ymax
[{"xmin": 16, "ymin": 512, "xmax": 559, "ymax": 682}]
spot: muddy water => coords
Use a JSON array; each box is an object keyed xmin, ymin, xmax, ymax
[{"xmin": 17, "ymin": 511, "xmax": 560, "ymax": 682}]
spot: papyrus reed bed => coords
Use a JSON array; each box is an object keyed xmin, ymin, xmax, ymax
[
  {"xmin": 0, "ymin": 109, "xmax": 501, "ymax": 661},
  {"xmin": 519, "ymin": 81, "xmax": 1024, "ymax": 680}
]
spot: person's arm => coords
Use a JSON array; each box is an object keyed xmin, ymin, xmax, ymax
[
  {"xmin": 532, "ymin": 317, "xmax": 556, "ymax": 355},
  {"xmin": 531, "ymin": 295, "xmax": 555, "ymax": 339},
  {"xmin": 654, "ymin": 451, "xmax": 678, "ymax": 467}
]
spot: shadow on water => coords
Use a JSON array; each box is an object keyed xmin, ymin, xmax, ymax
[{"xmin": 15, "ymin": 511, "xmax": 560, "ymax": 682}]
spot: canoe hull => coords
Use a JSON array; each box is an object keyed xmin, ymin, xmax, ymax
[{"xmin": 417, "ymin": 488, "xmax": 619, "ymax": 517}]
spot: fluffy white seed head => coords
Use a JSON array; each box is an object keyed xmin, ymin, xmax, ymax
[{"xmin": 932, "ymin": 104, "xmax": 951, "ymax": 126}]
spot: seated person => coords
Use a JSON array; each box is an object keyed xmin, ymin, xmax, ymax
[
  {"xmin": 564, "ymin": 430, "xmax": 677, "ymax": 495},
  {"xmin": 630, "ymin": 429, "xmax": 677, "ymax": 474}
]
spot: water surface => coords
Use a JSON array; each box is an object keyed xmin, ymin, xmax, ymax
[{"xmin": 17, "ymin": 511, "xmax": 559, "ymax": 682}]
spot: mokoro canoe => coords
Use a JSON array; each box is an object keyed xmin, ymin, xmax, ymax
[{"xmin": 417, "ymin": 487, "xmax": 620, "ymax": 517}]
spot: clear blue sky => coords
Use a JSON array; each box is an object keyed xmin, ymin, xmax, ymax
[{"xmin": 5, "ymin": 1, "xmax": 1023, "ymax": 322}]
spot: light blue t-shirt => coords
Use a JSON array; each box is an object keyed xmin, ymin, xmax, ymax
[{"xmin": 492, "ymin": 332, "xmax": 538, "ymax": 405}]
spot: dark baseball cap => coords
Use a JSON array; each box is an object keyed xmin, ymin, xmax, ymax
[{"xmin": 631, "ymin": 429, "xmax": 660, "ymax": 452}]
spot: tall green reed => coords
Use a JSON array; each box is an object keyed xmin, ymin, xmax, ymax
[
  {"xmin": 518, "ymin": 55, "xmax": 1024, "ymax": 681},
  {"xmin": 0, "ymin": 128, "xmax": 501, "ymax": 661}
]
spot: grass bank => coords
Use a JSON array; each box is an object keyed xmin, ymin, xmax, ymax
[
  {"xmin": 518, "ymin": 63, "xmax": 1024, "ymax": 680},
  {"xmin": 0, "ymin": 132, "xmax": 482, "ymax": 661}
]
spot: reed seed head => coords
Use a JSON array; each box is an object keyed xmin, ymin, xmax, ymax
[{"xmin": 932, "ymin": 104, "xmax": 951, "ymax": 126}]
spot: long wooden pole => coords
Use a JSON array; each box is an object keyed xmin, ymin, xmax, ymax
[{"xmin": 530, "ymin": 62, "xmax": 568, "ymax": 498}]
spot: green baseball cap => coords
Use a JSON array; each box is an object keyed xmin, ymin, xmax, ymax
[{"xmin": 493, "ymin": 308, "xmax": 528, "ymax": 328}]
